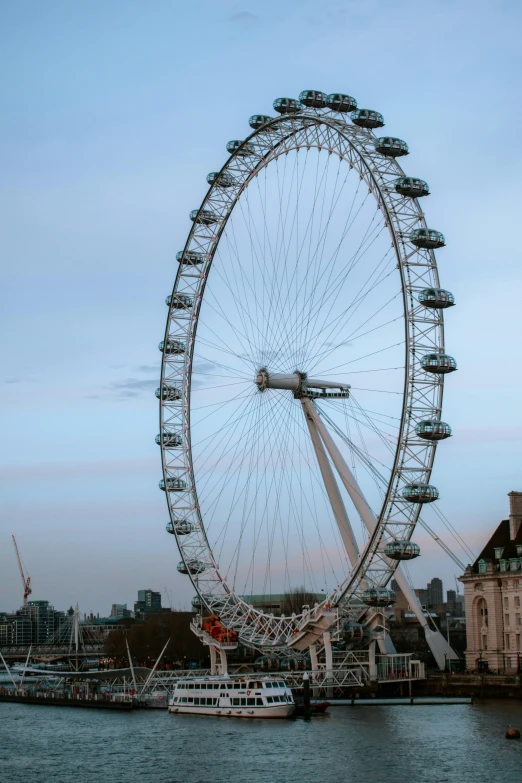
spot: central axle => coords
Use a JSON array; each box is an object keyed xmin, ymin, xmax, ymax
[{"xmin": 255, "ymin": 370, "xmax": 350, "ymax": 399}]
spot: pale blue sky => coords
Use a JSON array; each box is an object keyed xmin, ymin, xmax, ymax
[{"xmin": 1, "ymin": 0, "xmax": 522, "ymax": 614}]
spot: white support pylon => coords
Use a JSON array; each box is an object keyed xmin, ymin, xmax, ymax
[
  {"xmin": 302, "ymin": 398, "xmax": 458, "ymax": 670},
  {"xmin": 300, "ymin": 399, "xmax": 360, "ymax": 567},
  {"xmin": 301, "ymin": 399, "xmax": 396, "ymax": 656}
]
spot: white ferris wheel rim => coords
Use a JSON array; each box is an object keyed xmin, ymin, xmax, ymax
[{"xmin": 159, "ymin": 100, "xmax": 449, "ymax": 651}]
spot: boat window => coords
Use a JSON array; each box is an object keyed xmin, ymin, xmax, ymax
[
  {"xmin": 256, "ymin": 698, "xmax": 263, "ymax": 706},
  {"xmin": 240, "ymin": 698, "xmax": 246, "ymax": 706},
  {"xmin": 267, "ymin": 696, "xmax": 273, "ymax": 704},
  {"xmin": 233, "ymin": 683, "xmax": 240, "ymax": 689},
  {"xmin": 193, "ymin": 683, "xmax": 200, "ymax": 690},
  {"xmin": 232, "ymin": 698, "xmax": 240, "ymax": 705},
  {"xmin": 187, "ymin": 698, "xmax": 193, "ymax": 703},
  {"xmin": 200, "ymin": 684, "xmax": 206, "ymax": 690},
  {"xmin": 194, "ymin": 698, "xmax": 199, "ymax": 705},
  {"xmin": 226, "ymin": 684, "xmax": 233, "ymax": 689},
  {"xmin": 213, "ymin": 683, "xmax": 219, "ymax": 689},
  {"xmin": 247, "ymin": 698, "xmax": 255, "ymax": 706},
  {"xmin": 181, "ymin": 697, "xmax": 187, "ymax": 703},
  {"xmin": 265, "ymin": 682, "xmax": 272, "ymax": 688}
]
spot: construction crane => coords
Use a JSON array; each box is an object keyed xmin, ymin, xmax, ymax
[{"xmin": 12, "ymin": 535, "xmax": 32, "ymax": 606}]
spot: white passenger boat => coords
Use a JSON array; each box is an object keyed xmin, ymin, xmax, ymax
[{"xmin": 168, "ymin": 676, "xmax": 295, "ymax": 718}]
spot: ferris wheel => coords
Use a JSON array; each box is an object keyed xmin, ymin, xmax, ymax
[{"xmin": 157, "ymin": 90, "xmax": 457, "ymax": 664}]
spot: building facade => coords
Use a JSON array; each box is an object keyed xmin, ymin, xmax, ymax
[{"xmin": 461, "ymin": 491, "xmax": 522, "ymax": 672}]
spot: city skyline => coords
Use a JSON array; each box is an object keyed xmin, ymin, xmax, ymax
[{"xmin": 2, "ymin": 0, "xmax": 522, "ymax": 613}]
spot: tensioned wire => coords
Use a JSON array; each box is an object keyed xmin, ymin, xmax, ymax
[{"xmin": 189, "ymin": 145, "xmax": 405, "ymax": 596}]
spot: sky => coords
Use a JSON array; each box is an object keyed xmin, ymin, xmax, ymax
[{"xmin": 1, "ymin": 0, "xmax": 522, "ymax": 617}]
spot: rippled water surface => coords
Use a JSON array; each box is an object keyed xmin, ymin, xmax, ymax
[{"xmin": 1, "ymin": 701, "xmax": 522, "ymax": 783}]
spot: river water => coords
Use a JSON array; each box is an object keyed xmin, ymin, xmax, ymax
[{"xmin": 1, "ymin": 701, "xmax": 521, "ymax": 783}]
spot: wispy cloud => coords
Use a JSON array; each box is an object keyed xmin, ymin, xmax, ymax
[{"xmin": 227, "ymin": 10, "xmax": 258, "ymax": 24}]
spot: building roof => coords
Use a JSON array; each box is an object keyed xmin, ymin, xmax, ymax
[{"xmin": 474, "ymin": 519, "xmax": 522, "ymax": 568}]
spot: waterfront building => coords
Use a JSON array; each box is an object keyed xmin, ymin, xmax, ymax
[
  {"xmin": 134, "ymin": 589, "xmax": 165, "ymax": 620},
  {"xmin": 0, "ymin": 601, "xmax": 66, "ymax": 647},
  {"xmin": 110, "ymin": 603, "xmax": 131, "ymax": 619},
  {"xmin": 461, "ymin": 491, "xmax": 522, "ymax": 672}
]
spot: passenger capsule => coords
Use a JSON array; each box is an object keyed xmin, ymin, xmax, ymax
[
  {"xmin": 361, "ymin": 588, "xmax": 397, "ymax": 607},
  {"xmin": 273, "ymin": 97, "xmax": 303, "ymax": 114},
  {"xmin": 350, "ymin": 109, "xmax": 383, "ymax": 128},
  {"xmin": 249, "ymin": 115, "xmax": 272, "ymax": 129},
  {"xmin": 176, "ymin": 250, "xmax": 207, "ymax": 265},
  {"xmin": 155, "ymin": 385, "xmax": 181, "ymax": 401},
  {"xmin": 415, "ymin": 420, "xmax": 452, "ymax": 441},
  {"xmin": 166, "ymin": 520, "xmax": 194, "ymax": 535},
  {"xmin": 226, "ymin": 140, "xmax": 256, "ymax": 156},
  {"xmin": 299, "ymin": 90, "xmax": 327, "ymax": 108},
  {"xmin": 395, "ymin": 177, "xmax": 430, "ymax": 198},
  {"xmin": 409, "ymin": 228, "xmax": 445, "ymax": 249},
  {"xmin": 326, "ymin": 93, "xmax": 358, "ymax": 112},
  {"xmin": 342, "ymin": 621, "xmax": 365, "ymax": 640},
  {"xmin": 384, "ymin": 541, "xmax": 421, "ymax": 560},
  {"xmin": 158, "ymin": 339, "xmax": 185, "ymax": 355},
  {"xmin": 191, "ymin": 595, "xmax": 203, "ymax": 609},
  {"xmin": 206, "ymin": 171, "xmax": 237, "ymax": 188},
  {"xmin": 177, "ymin": 559, "xmax": 206, "ymax": 575},
  {"xmin": 402, "ymin": 483, "xmax": 439, "ymax": 503},
  {"xmin": 159, "ymin": 477, "xmax": 187, "ymax": 492},
  {"xmin": 374, "ymin": 137, "xmax": 409, "ymax": 157},
  {"xmin": 155, "ymin": 432, "xmax": 182, "ymax": 447},
  {"xmin": 189, "ymin": 209, "xmax": 219, "ymax": 225},
  {"xmin": 418, "ymin": 288, "xmax": 454, "ymax": 309},
  {"xmin": 421, "ymin": 353, "xmax": 457, "ymax": 374},
  {"xmin": 166, "ymin": 293, "xmax": 194, "ymax": 309}
]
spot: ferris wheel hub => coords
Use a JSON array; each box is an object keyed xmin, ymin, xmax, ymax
[{"xmin": 255, "ymin": 369, "xmax": 350, "ymax": 399}]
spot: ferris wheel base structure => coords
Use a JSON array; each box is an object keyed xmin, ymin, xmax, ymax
[{"xmin": 159, "ymin": 89, "xmax": 462, "ymax": 672}]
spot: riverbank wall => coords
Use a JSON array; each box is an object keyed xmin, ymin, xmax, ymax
[
  {"xmin": 0, "ymin": 691, "xmax": 133, "ymax": 710},
  {"xmin": 380, "ymin": 672, "xmax": 522, "ymax": 700}
]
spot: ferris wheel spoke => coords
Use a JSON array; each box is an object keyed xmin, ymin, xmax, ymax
[
  {"xmin": 277, "ymin": 209, "xmax": 390, "ymax": 371},
  {"xmin": 303, "ymin": 261, "xmax": 399, "ymax": 372},
  {"xmin": 300, "ymin": 224, "xmax": 393, "ymax": 370},
  {"xmin": 271, "ymin": 153, "xmax": 343, "ymax": 360}
]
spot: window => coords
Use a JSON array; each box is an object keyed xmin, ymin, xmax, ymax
[
  {"xmin": 265, "ymin": 682, "xmax": 272, "ymax": 688},
  {"xmin": 194, "ymin": 698, "xmax": 200, "ymax": 705},
  {"xmin": 200, "ymin": 684, "xmax": 206, "ymax": 690},
  {"xmin": 226, "ymin": 684, "xmax": 233, "ymax": 690},
  {"xmin": 515, "ymin": 596, "xmax": 521, "ymax": 608},
  {"xmin": 240, "ymin": 698, "xmax": 246, "ymax": 706},
  {"xmin": 267, "ymin": 696, "xmax": 273, "ymax": 704},
  {"xmin": 505, "ymin": 613, "xmax": 510, "ymax": 627},
  {"xmin": 233, "ymin": 683, "xmax": 240, "ymax": 689},
  {"xmin": 504, "ymin": 597, "xmax": 509, "ymax": 609},
  {"xmin": 232, "ymin": 698, "xmax": 239, "ymax": 706},
  {"xmin": 247, "ymin": 698, "xmax": 255, "ymax": 706},
  {"xmin": 505, "ymin": 634, "xmax": 511, "ymax": 650},
  {"xmin": 256, "ymin": 698, "xmax": 263, "ymax": 706},
  {"xmin": 478, "ymin": 561, "xmax": 488, "ymax": 574},
  {"xmin": 495, "ymin": 547, "xmax": 504, "ymax": 559},
  {"xmin": 516, "ymin": 614, "xmax": 521, "ymax": 627},
  {"xmin": 515, "ymin": 580, "xmax": 520, "ymax": 589},
  {"xmin": 181, "ymin": 697, "xmax": 187, "ymax": 703}
]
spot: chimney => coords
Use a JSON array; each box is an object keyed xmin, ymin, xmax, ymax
[{"xmin": 508, "ymin": 491, "xmax": 522, "ymax": 540}]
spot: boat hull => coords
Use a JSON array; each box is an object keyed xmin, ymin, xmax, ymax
[{"xmin": 168, "ymin": 703, "xmax": 294, "ymax": 719}]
